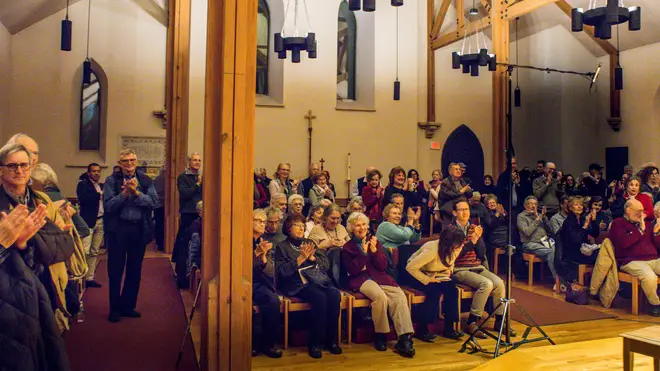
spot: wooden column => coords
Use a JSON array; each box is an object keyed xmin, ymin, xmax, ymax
[
  {"xmin": 427, "ymin": 0, "xmax": 436, "ymax": 122},
  {"xmin": 201, "ymin": 0, "xmax": 257, "ymax": 370},
  {"xmin": 491, "ymin": 1, "xmax": 510, "ymax": 175},
  {"xmin": 165, "ymin": 0, "xmax": 191, "ymax": 254}
]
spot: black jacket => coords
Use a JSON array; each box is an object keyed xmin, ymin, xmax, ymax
[
  {"xmin": 103, "ymin": 171, "xmax": 156, "ymax": 245},
  {"xmin": 0, "ymin": 249, "xmax": 71, "ymax": 371},
  {"xmin": 253, "ymin": 237, "xmax": 275, "ymax": 292},
  {"xmin": 76, "ymin": 177, "xmax": 103, "ymax": 228},
  {"xmin": 559, "ymin": 213, "xmax": 599, "ymax": 263},
  {"xmin": 275, "ymin": 238, "xmax": 331, "ymax": 296},
  {"xmin": 177, "ymin": 172, "xmax": 203, "ymax": 215}
]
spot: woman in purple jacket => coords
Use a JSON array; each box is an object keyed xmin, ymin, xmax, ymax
[{"xmin": 341, "ymin": 212, "xmax": 415, "ymax": 357}]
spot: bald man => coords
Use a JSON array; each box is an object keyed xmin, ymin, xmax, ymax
[{"xmin": 609, "ymin": 199, "xmax": 660, "ymax": 317}]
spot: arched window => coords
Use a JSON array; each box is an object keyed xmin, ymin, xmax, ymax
[
  {"xmin": 337, "ymin": 1, "xmax": 356, "ymax": 101},
  {"xmin": 256, "ymin": 0, "xmax": 270, "ymax": 95},
  {"xmin": 80, "ymin": 59, "xmax": 107, "ymax": 151}
]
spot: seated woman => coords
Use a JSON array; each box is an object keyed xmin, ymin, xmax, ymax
[
  {"xmin": 405, "ymin": 225, "xmax": 465, "ymax": 341},
  {"xmin": 288, "ymin": 194, "xmax": 305, "ymax": 217},
  {"xmin": 252, "ymin": 209, "xmax": 282, "ymax": 358},
  {"xmin": 275, "ymin": 214, "xmax": 342, "ymax": 359},
  {"xmin": 362, "ymin": 169, "xmax": 385, "ymax": 229},
  {"xmin": 484, "ymin": 194, "xmax": 508, "ymax": 254},
  {"xmin": 309, "ymin": 172, "xmax": 335, "ymax": 207},
  {"xmin": 341, "ymin": 196, "xmax": 365, "ymax": 228},
  {"xmin": 341, "ymin": 212, "xmax": 415, "ymax": 357},
  {"xmin": 588, "ymin": 196, "xmax": 612, "ymax": 240},
  {"xmin": 308, "ymin": 204, "xmax": 350, "ymax": 250},
  {"xmin": 560, "ymin": 196, "xmax": 600, "ymax": 265},
  {"xmin": 611, "ymin": 176, "xmax": 654, "ymax": 222},
  {"xmin": 305, "ymin": 204, "xmax": 325, "ymax": 238},
  {"xmin": 376, "ymin": 204, "xmax": 421, "ymax": 250},
  {"xmin": 639, "ymin": 166, "xmax": 660, "ymax": 203}
]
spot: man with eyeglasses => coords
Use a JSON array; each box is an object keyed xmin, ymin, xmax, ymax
[
  {"xmin": 609, "ymin": 199, "xmax": 660, "ymax": 317},
  {"xmin": 262, "ymin": 207, "xmax": 286, "ymax": 246},
  {"xmin": 173, "ymin": 153, "xmax": 203, "ymax": 289},
  {"xmin": 104, "ymin": 149, "xmax": 158, "ymax": 323},
  {"xmin": 5, "ymin": 133, "xmax": 41, "ymax": 189}
]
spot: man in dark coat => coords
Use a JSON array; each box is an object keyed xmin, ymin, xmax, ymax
[
  {"xmin": 76, "ymin": 163, "xmax": 105, "ymax": 287},
  {"xmin": 104, "ymin": 149, "xmax": 157, "ymax": 323}
]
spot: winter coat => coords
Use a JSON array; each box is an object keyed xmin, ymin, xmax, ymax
[{"xmin": 589, "ymin": 238, "xmax": 619, "ymax": 308}]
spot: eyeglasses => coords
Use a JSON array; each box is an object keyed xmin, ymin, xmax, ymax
[
  {"xmin": 119, "ymin": 158, "xmax": 137, "ymax": 164},
  {"xmin": 0, "ymin": 163, "xmax": 31, "ymax": 172},
  {"xmin": 253, "ymin": 219, "xmax": 266, "ymax": 225},
  {"xmin": 291, "ymin": 223, "xmax": 305, "ymax": 229}
]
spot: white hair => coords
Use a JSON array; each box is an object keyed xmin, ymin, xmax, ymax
[
  {"xmin": 288, "ymin": 194, "xmax": 304, "ymax": 208},
  {"xmin": 31, "ymin": 163, "xmax": 59, "ymax": 188},
  {"xmin": 346, "ymin": 212, "xmax": 370, "ymax": 235},
  {"xmin": 254, "ymin": 208, "xmax": 267, "ymax": 219},
  {"xmin": 6, "ymin": 133, "xmax": 35, "ymax": 147},
  {"xmin": 0, "ymin": 143, "xmax": 34, "ymax": 167}
]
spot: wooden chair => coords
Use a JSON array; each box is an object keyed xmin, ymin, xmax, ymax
[
  {"xmin": 282, "ymin": 292, "xmax": 351, "ymax": 349},
  {"xmin": 522, "ymin": 252, "xmax": 545, "ymax": 286},
  {"xmin": 492, "ymin": 247, "xmax": 506, "ymax": 275},
  {"xmin": 346, "ymin": 292, "xmax": 370, "ymax": 345},
  {"xmin": 618, "ymin": 272, "xmax": 660, "ymax": 316},
  {"xmin": 554, "ymin": 264, "xmax": 594, "ymax": 293}
]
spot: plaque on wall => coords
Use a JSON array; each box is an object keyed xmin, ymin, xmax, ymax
[{"xmin": 120, "ymin": 136, "xmax": 166, "ymax": 168}]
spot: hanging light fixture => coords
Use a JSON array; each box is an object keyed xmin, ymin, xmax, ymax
[
  {"xmin": 61, "ymin": 0, "xmax": 72, "ymax": 51},
  {"xmin": 572, "ymin": 0, "xmax": 641, "ymax": 40},
  {"xmin": 451, "ymin": 17, "xmax": 496, "ymax": 77},
  {"xmin": 394, "ymin": 6, "xmax": 400, "ymax": 100},
  {"xmin": 347, "ymin": 0, "xmax": 403, "ymax": 12},
  {"xmin": 82, "ymin": 0, "xmax": 92, "ymax": 84},
  {"xmin": 275, "ymin": 0, "xmax": 316, "ymax": 63},
  {"xmin": 468, "ymin": 0, "xmax": 479, "ymax": 16}
]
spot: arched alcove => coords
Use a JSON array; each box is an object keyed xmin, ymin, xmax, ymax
[
  {"xmin": 80, "ymin": 58, "xmax": 108, "ymax": 159},
  {"xmin": 441, "ymin": 124, "xmax": 485, "ymax": 189}
]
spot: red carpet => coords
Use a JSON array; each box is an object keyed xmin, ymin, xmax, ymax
[
  {"xmin": 509, "ymin": 287, "xmax": 615, "ymax": 326},
  {"xmin": 65, "ymin": 256, "xmax": 198, "ymax": 371}
]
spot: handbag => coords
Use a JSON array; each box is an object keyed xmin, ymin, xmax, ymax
[
  {"xmin": 565, "ymin": 282, "xmax": 589, "ymax": 305},
  {"xmin": 299, "ymin": 264, "xmax": 332, "ymax": 287}
]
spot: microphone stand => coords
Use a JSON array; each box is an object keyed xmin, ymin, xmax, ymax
[{"xmin": 459, "ymin": 65, "xmax": 555, "ymax": 358}]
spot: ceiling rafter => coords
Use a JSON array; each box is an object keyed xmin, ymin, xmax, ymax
[
  {"xmin": 431, "ymin": 0, "xmax": 452, "ymax": 40},
  {"xmin": 502, "ymin": 0, "xmax": 561, "ymax": 21},
  {"xmin": 431, "ymin": 16, "xmax": 492, "ymax": 50}
]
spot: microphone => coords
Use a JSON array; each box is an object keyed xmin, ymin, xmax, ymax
[{"xmin": 591, "ymin": 62, "xmax": 602, "ymax": 83}]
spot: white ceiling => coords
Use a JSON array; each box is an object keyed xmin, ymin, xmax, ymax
[{"xmin": 0, "ymin": 0, "xmax": 167, "ymax": 34}]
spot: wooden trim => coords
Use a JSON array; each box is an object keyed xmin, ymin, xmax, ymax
[
  {"xmin": 201, "ymin": 0, "xmax": 258, "ymax": 369},
  {"xmin": 480, "ymin": 0, "xmax": 491, "ymax": 12},
  {"xmin": 502, "ymin": 0, "xmax": 560, "ymax": 20},
  {"xmin": 457, "ymin": 0, "xmax": 464, "ymax": 29},
  {"xmin": 165, "ymin": 0, "xmax": 192, "ymax": 255},
  {"xmin": 431, "ymin": 16, "xmax": 492, "ymax": 50},
  {"xmin": 431, "ymin": 0, "xmax": 452, "ymax": 40}
]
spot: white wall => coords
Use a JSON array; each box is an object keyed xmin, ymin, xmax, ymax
[
  {"xmin": 7, "ymin": 0, "xmax": 166, "ymax": 196},
  {"xmin": 597, "ymin": 41, "xmax": 660, "ymax": 171},
  {"xmin": 188, "ymin": 0, "xmax": 420, "ymax": 198},
  {"xmin": 0, "ymin": 21, "xmax": 10, "ymax": 142}
]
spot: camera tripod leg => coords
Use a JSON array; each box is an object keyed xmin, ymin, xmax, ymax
[
  {"xmin": 176, "ymin": 279, "xmax": 203, "ymax": 369},
  {"xmin": 493, "ymin": 300, "xmax": 511, "ymax": 358},
  {"xmin": 512, "ymin": 301, "xmax": 556, "ymax": 345}
]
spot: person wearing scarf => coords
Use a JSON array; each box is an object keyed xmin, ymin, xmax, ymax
[{"xmin": 309, "ymin": 172, "xmax": 335, "ymax": 207}]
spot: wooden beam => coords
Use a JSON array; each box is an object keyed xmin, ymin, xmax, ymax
[
  {"xmin": 431, "ymin": 0, "xmax": 452, "ymax": 40},
  {"xmin": 502, "ymin": 0, "xmax": 559, "ymax": 20},
  {"xmin": 554, "ymin": 0, "xmax": 618, "ymax": 55},
  {"xmin": 491, "ymin": 0, "xmax": 509, "ymax": 175},
  {"xmin": 131, "ymin": 0, "xmax": 168, "ymax": 26},
  {"xmin": 431, "ymin": 16, "xmax": 492, "ymax": 50},
  {"xmin": 165, "ymin": 0, "xmax": 191, "ymax": 255},
  {"xmin": 481, "ymin": 0, "xmax": 491, "ymax": 12},
  {"xmin": 201, "ymin": 0, "xmax": 257, "ymax": 369},
  {"xmin": 428, "ymin": 0, "xmax": 437, "ymax": 122},
  {"xmin": 457, "ymin": 0, "xmax": 465, "ymax": 29}
]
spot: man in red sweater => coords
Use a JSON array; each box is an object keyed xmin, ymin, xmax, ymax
[{"xmin": 609, "ymin": 199, "xmax": 660, "ymax": 316}]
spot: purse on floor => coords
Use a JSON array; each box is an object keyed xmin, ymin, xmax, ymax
[{"xmin": 565, "ymin": 282, "xmax": 589, "ymax": 305}]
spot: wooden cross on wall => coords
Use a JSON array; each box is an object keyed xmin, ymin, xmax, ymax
[
  {"xmin": 319, "ymin": 158, "xmax": 325, "ymax": 171},
  {"xmin": 305, "ymin": 110, "xmax": 317, "ymax": 168}
]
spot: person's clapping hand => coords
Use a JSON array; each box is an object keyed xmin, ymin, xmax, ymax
[
  {"xmin": 15, "ymin": 205, "xmax": 48, "ymax": 249},
  {"xmin": 0, "ymin": 205, "xmax": 29, "ymax": 248}
]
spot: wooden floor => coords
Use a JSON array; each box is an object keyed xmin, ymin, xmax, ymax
[{"xmin": 175, "ymin": 255, "xmax": 660, "ymax": 370}]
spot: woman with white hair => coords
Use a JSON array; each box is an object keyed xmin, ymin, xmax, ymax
[
  {"xmin": 341, "ymin": 212, "xmax": 415, "ymax": 357},
  {"xmin": 288, "ymin": 194, "xmax": 305, "ymax": 217}
]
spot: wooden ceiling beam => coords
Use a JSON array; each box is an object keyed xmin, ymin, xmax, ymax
[
  {"xmin": 457, "ymin": 0, "xmax": 465, "ymax": 29},
  {"xmin": 431, "ymin": 0, "xmax": 453, "ymax": 40},
  {"xmin": 502, "ymin": 0, "xmax": 560, "ymax": 20},
  {"xmin": 481, "ymin": 0, "xmax": 491, "ymax": 12},
  {"xmin": 431, "ymin": 16, "xmax": 492, "ymax": 50}
]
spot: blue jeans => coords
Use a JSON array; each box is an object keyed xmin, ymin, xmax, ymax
[{"xmin": 523, "ymin": 241, "xmax": 558, "ymax": 280}]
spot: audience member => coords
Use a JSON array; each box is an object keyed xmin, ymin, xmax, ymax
[
  {"xmin": 308, "ymin": 204, "xmax": 349, "ymax": 250},
  {"xmin": 251, "ymin": 209, "xmax": 282, "ymax": 358},
  {"xmin": 438, "ymin": 163, "xmax": 472, "ymax": 220},
  {"xmin": 548, "ymin": 196, "xmax": 570, "ymax": 236},
  {"xmin": 174, "ymin": 153, "xmax": 203, "ymax": 289},
  {"xmin": 561, "ymin": 174, "xmax": 578, "ymax": 197},
  {"xmin": 309, "ymin": 172, "xmax": 335, "ymax": 206},
  {"xmin": 298, "ymin": 162, "xmax": 321, "ymax": 214},
  {"xmin": 362, "ymin": 169, "xmax": 385, "ymax": 228},
  {"xmin": 451, "ymin": 199, "xmax": 513, "ymax": 337},
  {"xmin": 288, "ymin": 194, "xmax": 305, "ymax": 217},
  {"xmin": 341, "ymin": 212, "xmax": 415, "ymax": 357},
  {"xmin": 323, "ymin": 171, "xmax": 337, "ymax": 196},
  {"xmin": 351, "ymin": 166, "xmax": 377, "ymax": 198},
  {"xmin": 269, "ymin": 163, "xmax": 299, "ymax": 201},
  {"xmin": 104, "ymin": 149, "xmax": 157, "ymax": 323},
  {"xmin": 305, "ymin": 204, "xmax": 325, "ymax": 238},
  {"xmin": 254, "ymin": 170, "xmax": 268, "ymax": 209},
  {"xmin": 560, "ymin": 196, "xmax": 600, "ymax": 266},
  {"xmin": 263, "ymin": 207, "xmax": 286, "ymax": 245},
  {"xmin": 609, "ymin": 199, "xmax": 660, "ymax": 316},
  {"xmin": 382, "ymin": 167, "xmax": 413, "ymax": 211},
  {"xmin": 341, "ymin": 196, "xmax": 365, "ymax": 228},
  {"xmin": 496, "ymin": 157, "xmax": 520, "ymax": 213},
  {"xmin": 588, "ymin": 196, "xmax": 612, "ymax": 237},
  {"xmin": 270, "ymin": 193, "xmax": 288, "ymax": 218},
  {"xmin": 76, "ymin": 163, "xmax": 105, "ymax": 287},
  {"xmin": 275, "ymin": 214, "xmax": 342, "ymax": 358},
  {"xmin": 468, "ymin": 192, "xmax": 490, "ymax": 225},
  {"xmin": 639, "ymin": 166, "xmax": 660, "ymax": 203},
  {"xmin": 484, "ymin": 195, "xmax": 508, "ymax": 252},
  {"xmin": 611, "ymin": 176, "xmax": 654, "ymax": 222},
  {"xmin": 480, "ymin": 175, "xmax": 496, "ymax": 196},
  {"xmin": 405, "ymin": 226, "xmax": 465, "ymax": 341},
  {"xmin": 376, "ymin": 204, "xmax": 421, "ymax": 250},
  {"xmin": 517, "ymin": 196, "xmax": 558, "ymax": 281},
  {"xmin": 428, "ymin": 169, "xmax": 443, "ymax": 223},
  {"xmin": 532, "ymin": 161, "xmax": 562, "ymax": 217},
  {"xmin": 582, "ymin": 164, "xmax": 608, "ymax": 204}
]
